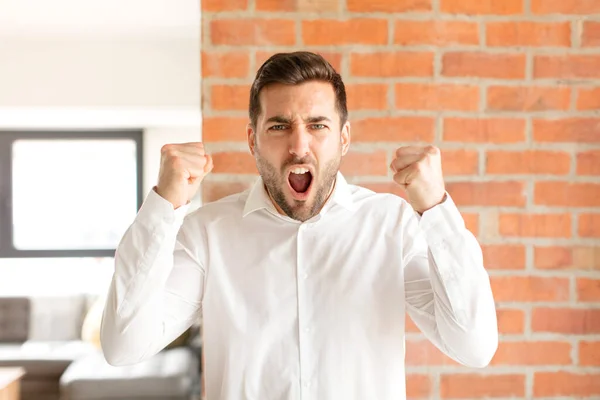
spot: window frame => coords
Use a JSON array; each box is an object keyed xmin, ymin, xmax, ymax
[{"xmin": 0, "ymin": 129, "xmax": 144, "ymax": 258}]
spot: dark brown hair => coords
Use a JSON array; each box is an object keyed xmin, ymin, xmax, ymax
[{"xmin": 248, "ymin": 51, "xmax": 347, "ymax": 129}]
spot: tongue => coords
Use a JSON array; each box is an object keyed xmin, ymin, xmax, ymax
[{"xmin": 289, "ymin": 172, "xmax": 311, "ymax": 193}]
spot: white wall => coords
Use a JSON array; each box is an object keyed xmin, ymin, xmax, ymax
[
  {"xmin": 0, "ymin": 36, "xmax": 200, "ymax": 108},
  {"xmin": 0, "ymin": 1, "xmax": 201, "ymax": 295}
]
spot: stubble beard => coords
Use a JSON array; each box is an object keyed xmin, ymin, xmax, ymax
[{"xmin": 254, "ymin": 146, "xmax": 341, "ymax": 222}]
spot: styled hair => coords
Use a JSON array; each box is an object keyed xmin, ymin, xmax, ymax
[{"xmin": 248, "ymin": 51, "xmax": 347, "ymax": 129}]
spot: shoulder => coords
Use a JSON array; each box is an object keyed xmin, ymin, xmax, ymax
[{"xmin": 185, "ymin": 188, "xmax": 249, "ymax": 225}]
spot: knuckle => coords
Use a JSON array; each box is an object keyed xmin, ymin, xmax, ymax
[{"xmin": 425, "ymin": 145, "xmax": 439, "ymax": 156}]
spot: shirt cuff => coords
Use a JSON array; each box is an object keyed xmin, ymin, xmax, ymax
[
  {"xmin": 135, "ymin": 187, "xmax": 190, "ymax": 230},
  {"xmin": 417, "ymin": 192, "xmax": 466, "ymax": 246}
]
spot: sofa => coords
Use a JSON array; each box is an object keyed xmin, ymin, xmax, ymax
[{"xmin": 0, "ymin": 295, "xmax": 201, "ymax": 400}]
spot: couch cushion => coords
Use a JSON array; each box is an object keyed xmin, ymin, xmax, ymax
[
  {"xmin": 29, "ymin": 296, "xmax": 88, "ymax": 341},
  {"xmin": 60, "ymin": 348, "xmax": 199, "ymax": 399},
  {"xmin": 0, "ymin": 341, "xmax": 97, "ymax": 377},
  {"xmin": 0, "ymin": 297, "xmax": 30, "ymax": 342}
]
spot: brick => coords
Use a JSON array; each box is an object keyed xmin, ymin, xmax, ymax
[
  {"xmin": 257, "ymin": 0, "xmax": 338, "ymax": 11},
  {"xmin": 446, "ymin": 181, "xmax": 526, "ymax": 207},
  {"xmin": 347, "ymin": 0, "xmax": 432, "ymax": 12},
  {"xmin": 578, "ymin": 278, "xmax": 600, "ymax": 302},
  {"xmin": 394, "ymin": 20, "xmax": 479, "ymax": 46},
  {"xmin": 441, "ymin": 0, "xmax": 523, "ymax": 14},
  {"xmin": 443, "ymin": 52, "xmax": 526, "ymax": 79},
  {"xmin": 351, "ymin": 117, "xmax": 435, "ymax": 143},
  {"xmin": 487, "ymin": 86, "xmax": 570, "ymax": 112},
  {"xmin": 202, "ymin": 117, "xmax": 248, "ymax": 142},
  {"xmin": 443, "ymin": 118, "xmax": 526, "ymax": 143},
  {"xmin": 256, "ymin": 51, "xmax": 342, "ymax": 73},
  {"xmin": 406, "ymin": 374, "xmax": 432, "ymax": 398},
  {"xmin": 492, "ymin": 341, "xmax": 571, "ymax": 366},
  {"xmin": 211, "ymin": 84, "xmax": 250, "ymax": 111},
  {"xmin": 362, "ymin": 182, "xmax": 408, "ymax": 200},
  {"xmin": 340, "ymin": 151, "xmax": 388, "ymax": 176},
  {"xmin": 211, "ymin": 152, "xmax": 256, "ymax": 174},
  {"xmin": 463, "ymin": 213, "xmax": 479, "ymax": 236},
  {"xmin": 532, "ymin": 308, "xmax": 600, "ymax": 334},
  {"xmin": 441, "ymin": 149, "xmax": 479, "ymax": 175},
  {"xmin": 532, "ymin": 0, "xmax": 600, "ymax": 14},
  {"xmin": 202, "ymin": 181, "xmax": 254, "ymax": 203},
  {"xmin": 577, "ymin": 150, "xmax": 600, "ymax": 175},
  {"xmin": 499, "ymin": 213, "xmax": 571, "ymax": 238},
  {"xmin": 534, "ymin": 372, "xmax": 600, "ymax": 398},
  {"xmin": 487, "ymin": 21, "xmax": 570, "ymax": 47},
  {"xmin": 583, "ymin": 21, "xmax": 600, "ymax": 47},
  {"xmin": 533, "ymin": 118, "xmax": 600, "ymax": 143},
  {"xmin": 441, "ymin": 374, "xmax": 525, "ymax": 398},
  {"xmin": 395, "ymin": 83, "xmax": 479, "ymax": 111},
  {"xmin": 535, "ymin": 182, "xmax": 600, "ymax": 207},
  {"xmin": 405, "ymin": 339, "xmax": 459, "ymax": 366},
  {"xmin": 534, "ymin": 55, "xmax": 600, "ymax": 79},
  {"xmin": 302, "ymin": 19, "xmax": 388, "ymax": 46},
  {"xmin": 577, "ymin": 87, "xmax": 600, "ymax": 110},
  {"xmin": 490, "ymin": 277, "xmax": 570, "ymax": 302},
  {"xmin": 486, "ymin": 150, "xmax": 571, "ymax": 175},
  {"xmin": 202, "ymin": 51, "xmax": 250, "ymax": 78},
  {"xmin": 535, "ymin": 246, "xmax": 600, "ymax": 270},
  {"xmin": 580, "ymin": 341, "xmax": 600, "ymax": 366},
  {"xmin": 202, "ymin": 0, "xmax": 247, "ymax": 11},
  {"xmin": 482, "ymin": 244, "xmax": 526, "ymax": 270},
  {"xmin": 351, "ymin": 52, "xmax": 434, "ymax": 77},
  {"xmin": 405, "ymin": 314, "xmax": 419, "ymax": 332},
  {"xmin": 496, "ymin": 309, "xmax": 525, "ymax": 334},
  {"xmin": 210, "ymin": 19, "xmax": 295, "ymax": 46},
  {"xmin": 580, "ymin": 214, "xmax": 600, "ymax": 238},
  {"xmin": 345, "ymin": 84, "xmax": 388, "ymax": 111}
]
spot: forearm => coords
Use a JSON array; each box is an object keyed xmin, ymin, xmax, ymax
[
  {"xmin": 100, "ymin": 189, "xmax": 202, "ymax": 365},
  {"xmin": 405, "ymin": 195, "xmax": 498, "ymax": 368}
]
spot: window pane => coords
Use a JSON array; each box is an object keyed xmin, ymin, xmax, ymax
[{"xmin": 12, "ymin": 139, "xmax": 138, "ymax": 250}]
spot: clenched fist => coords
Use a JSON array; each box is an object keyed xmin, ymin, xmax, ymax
[
  {"xmin": 155, "ymin": 142, "xmax": 213, "ymax": 209},
  {"xmin": 390, "ymin": 145, "xmax": 446, "ymax": 214}
]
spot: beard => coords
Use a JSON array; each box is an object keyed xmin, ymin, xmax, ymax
[{"xmin": 254, "ymin": 147, "xmax": 341, "ymax": 222}]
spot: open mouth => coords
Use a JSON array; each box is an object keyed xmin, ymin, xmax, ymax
[{"xmin": 287, "ymin": 167, "xmax": 313, "ymax": 200}]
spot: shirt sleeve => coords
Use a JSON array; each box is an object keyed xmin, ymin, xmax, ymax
[
  {"xmin": 100, "ymin": 188, "xmax": 205, "ymax": 366},
  {"xmin": 403, "ymin": 193, "xmax": 498, "ymax": 368}
]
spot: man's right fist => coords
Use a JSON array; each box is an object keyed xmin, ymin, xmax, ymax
[{"xmin": 155, "ymin": 142, "xmax": 213, "ymax": 209}]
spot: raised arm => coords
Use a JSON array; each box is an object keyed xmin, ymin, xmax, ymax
[
  {"xmin": 402, "ymin": 195, "xmax": 498, "ymax": 367},
  {"xmin": 100, "ymin": 142, "xmax": 213, "ymax": 366},
  {"xmin": 390, "ymin": 144, "xmax": 498, "ymax": 367}
]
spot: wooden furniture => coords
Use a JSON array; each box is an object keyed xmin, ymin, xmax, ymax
[{"xmin": 0, "ymin": 367, "xmax": 25, "ymax": 400}]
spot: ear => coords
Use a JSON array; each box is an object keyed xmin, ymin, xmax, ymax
[
  {"xmin": 340, "ymin": 121, "xmax": 351, "ymax": 156},
  {"xmin": 247, "ymin": 123, "xmax": 256, "ymax": 156}
]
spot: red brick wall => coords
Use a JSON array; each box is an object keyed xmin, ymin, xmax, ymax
[{"xmin": 200, "ymin": 0, "xmax": 600, "ymax": 398}]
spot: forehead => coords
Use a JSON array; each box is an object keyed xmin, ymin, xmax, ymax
[{"xmin": 258, "ymin": 81, "xmax": 338, "ymax": 122}]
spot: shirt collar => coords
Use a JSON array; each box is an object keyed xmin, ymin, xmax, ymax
[{"xmin": 242, "ymin": 171, "xmax": 355, "ymax": 218}]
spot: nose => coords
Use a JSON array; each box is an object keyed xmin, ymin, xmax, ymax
[{"xmin": 288, "ymin": 125, "xmax": 311, "ymax": 157}]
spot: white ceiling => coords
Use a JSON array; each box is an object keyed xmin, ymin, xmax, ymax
[{"xmin": 0, "ymin": 0, "xmax": 200, "ymax": 37}]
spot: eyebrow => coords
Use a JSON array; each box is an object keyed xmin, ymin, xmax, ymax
[{"xmin": 265, "ymin": 115, "xmax": 332, "ymax": 124}]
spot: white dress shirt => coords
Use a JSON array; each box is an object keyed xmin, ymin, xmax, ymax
[{"xmin": 100, "ymin": 172, "xmax": 498, "ymax": 400}]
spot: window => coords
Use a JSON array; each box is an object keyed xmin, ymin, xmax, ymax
[{"xmin": 0, "ymin": 130, "xmax": 143, "ymax": 258}]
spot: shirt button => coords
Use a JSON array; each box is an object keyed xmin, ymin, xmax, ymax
[
  {"xmin": 304, "ymin": 327, "xmax": 312, "ymax": 333},
  {"xmin": 303, "ymin": 273, "xmax": 308, "ymax": 280},
  {"xmin": 303, "ymin": 381, "xmax": 310, "ymax": 388}
]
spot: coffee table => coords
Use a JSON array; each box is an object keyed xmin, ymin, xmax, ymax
[{"xmin": 0, "ymin": 367, "xmax": 25, "ymax": 400}]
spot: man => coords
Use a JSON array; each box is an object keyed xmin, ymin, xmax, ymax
[{"xmin": 100, "ymin": 51, "xmax": 498, "ymax": 400}]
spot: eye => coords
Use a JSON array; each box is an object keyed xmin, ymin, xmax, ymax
[
  {"xmin": 268, "ymin": 124, "xmax": 287, "ymax": 131},
  {"xmin": 311, "ymin": 124, "xmax": 327, "ymax": 130}
]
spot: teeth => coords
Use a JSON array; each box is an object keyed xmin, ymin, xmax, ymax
[{"xmin": 290, "ymin": 168, "xmax": 309, "ymax": 174}]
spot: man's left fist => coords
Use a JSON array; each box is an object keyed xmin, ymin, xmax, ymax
[{"xmin": 390, "ymin": 145, "xmax": 446, "ymax": 214}]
